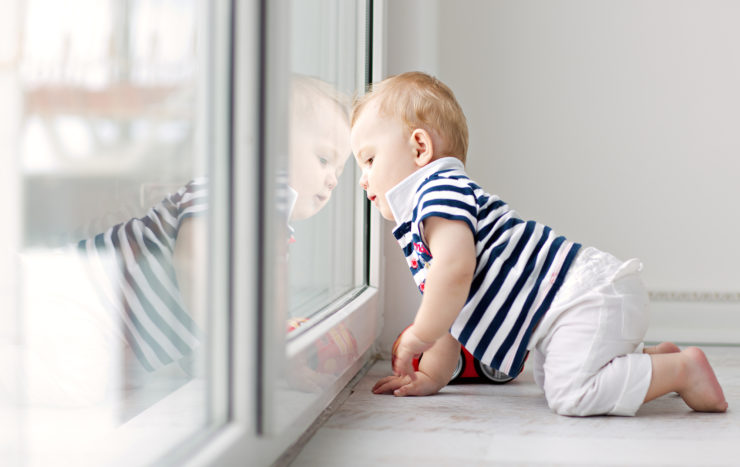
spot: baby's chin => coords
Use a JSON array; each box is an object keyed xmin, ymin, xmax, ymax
[
  {"xmin": 378, "ymin": 205, "xmax": 395, "ymax": 222},
  {"xmin": 290, "ymin": 197, "xmax": 329, "ymax": 221}
]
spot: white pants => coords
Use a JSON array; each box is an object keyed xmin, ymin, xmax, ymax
[{"xmin": 528, "ymin": 247, "xmax": 653, "ymax": 416}]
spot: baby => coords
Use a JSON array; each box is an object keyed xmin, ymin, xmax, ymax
[{"xmin": 351, "ymin": 71, "xmax": 727, "ymax": 416}]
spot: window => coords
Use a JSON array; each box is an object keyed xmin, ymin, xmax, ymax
[
  {"xmin": 1, "ymin": 0, "xmax": 380, "ymax": 465},
  {"xmin": 274, "ymin": 0, "xmax": 371, "ymax": 436},
  {"xmin": 3, "ymin": 0, "xmax": 230, "ymax": 464},
  {"xmin": 286, "ymin": 1, "xmax": 366, "ymax": 322}
]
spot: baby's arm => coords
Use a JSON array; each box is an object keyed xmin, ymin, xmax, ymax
[
  {"xmin": 173, "ymin": 216, "xmax": 207, "ymax": 330},
  {"xmin": 393, "ymin": 216, "xmax": 476, "ymax": 379},
  {"xmin": 373, "ymin": 333, "xmax": 461, "ymax": 396}
]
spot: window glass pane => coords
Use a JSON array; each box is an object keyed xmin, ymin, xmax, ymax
[
  {"xmin": 286, "ymin": 0, "xmax": 363, "ymax": 321},
  {"xmin": 2, "ymin": 0, "xmax": 228, "ymax": 463},
  {"xmin": 270, "ymin": 0, "xmax": 368, "ymax": 434}
]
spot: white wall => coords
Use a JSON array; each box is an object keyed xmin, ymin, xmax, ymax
[{"xmin": 379, "ymin": 0, "xmax": 740, "ymax": 349}]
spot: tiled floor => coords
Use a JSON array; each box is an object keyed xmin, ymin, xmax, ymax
[{"xmin": 291, "ymin": 345, "xmax": 740, "ymax": 466}]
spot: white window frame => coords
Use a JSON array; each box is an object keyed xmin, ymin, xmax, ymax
[
  {"xmin": 162, "ymin": 1, "xmax": 385, "ymax": 466},
  {"xmin": 33, "ymin": 0, "xmax": 386, "ymax": 464}
]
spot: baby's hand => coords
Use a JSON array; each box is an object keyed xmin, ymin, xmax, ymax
[
  {"xmin": 372, "ymin": 372, "xmax": 440, "ymax": 397},
  {"xmin": 392, "ymin": 327, "xmax": 434, "ymax": 380}
]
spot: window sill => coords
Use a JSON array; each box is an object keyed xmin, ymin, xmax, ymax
[{"xmin": 181, "ymin": 285, "xmax": 381, "ymax": 466}]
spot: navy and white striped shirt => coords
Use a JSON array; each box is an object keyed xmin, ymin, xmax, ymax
[
  {"xmin": 77, "ymin": 178, "xmax": 208, "ymax": 372},
  {"xmin": 386, "ymin": 158, "xmax": 580, "ymax": 377}
]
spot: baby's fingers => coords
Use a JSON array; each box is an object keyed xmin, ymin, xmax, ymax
[
  {"xmin": 392, "ymin": 352, "xmax": 418, "ymax": 381},
  {"xmin": 393, "ymin": 379, "xmax": 425, "ymax": 397},
  {"xmin": 393, "ymin": 383, "xmax": 414, "ymax": 397},
  {"xmin": 372, "ymin": 375, "xmax": 409, "ymax": 394},
  {"xmin": 372, "ymin": 375, "xmax": 397, "ymax": 393}
]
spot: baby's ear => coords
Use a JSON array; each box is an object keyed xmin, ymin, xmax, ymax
[{"xmin": 411, "ymin": 128, "xmax": 434, "ymax": 167}]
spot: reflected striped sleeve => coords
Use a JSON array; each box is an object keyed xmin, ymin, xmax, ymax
[{"xmin": 76, "ymin": 178, "xmax": 208, "ymax": 371}]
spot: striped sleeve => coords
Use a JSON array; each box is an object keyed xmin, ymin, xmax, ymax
[
  {"xmin": 413, "ymin": 174, "xmax": 478, "ymax": 241},
  {"xmin": 76, "ymin": 179, "xmax": 207, "ymax": 371}
]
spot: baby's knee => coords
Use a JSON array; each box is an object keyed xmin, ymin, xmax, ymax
[
  {"xmin": 545, "ymin": 382, "xmax": 597, "ymax": 417},
  {"xmin": 544, "ymin": 377, "xmax": 634, "ymax": 417}
]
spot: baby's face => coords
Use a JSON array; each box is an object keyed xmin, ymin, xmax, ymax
[
  {"xmin": 351, "ymin": 102, "xmax": 420, "ymax": 222},
  {"xmin": 289, "ymin": 100, "xmax": 350, "ymax": 220}
]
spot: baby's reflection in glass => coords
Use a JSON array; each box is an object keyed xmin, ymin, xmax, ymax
[
  {"xmin": 72, "ymin": 75, "xmax": 355, "ymax": 391},
  {"xmin": 283, "ymin": 77, "xmax": 358, "ymax": 391},
  {"xmin": 287, "ymin": 75, "xmax": 351, "ymax": 222}
]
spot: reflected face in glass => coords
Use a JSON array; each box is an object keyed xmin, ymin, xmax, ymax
[{"xmin": 289, "ymin": 94, "xmax": 351, "ymax": 221}]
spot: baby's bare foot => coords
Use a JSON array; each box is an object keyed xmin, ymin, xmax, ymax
[
  {"xmin": 679, "ymin": 347, "xmax": 728, "ymax": 412},
  {"xmin": 644, "ymin": 342, "xmax": 681, "ymax": 355}
]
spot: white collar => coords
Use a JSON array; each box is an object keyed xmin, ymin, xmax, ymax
[
  {"xmin": 386, "ymin": 157, "xmax": 465, "ymax": 227},
  {"xmin": 286, "ymin": 186, "xmax": 298, "ymax": 235},
  {"xmin": 286, "ymin": 185, "xmax": 298, "ymax": 220}
]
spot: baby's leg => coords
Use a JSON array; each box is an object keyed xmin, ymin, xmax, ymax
[
  {"xmin": 536, "ymin": 302, "xmax": 653, "ymax": 416},
  {"xmin": 645, "ymin": 347, "xmax": 727, "ymax": 412},
  {"xmin": 643, "ymin": 342, "xmax": 680, "ymax": 354},
  {"xmin": 546, "ymin": 352, "xmax": 652, "ymax": 416},
  {"xmin": 531, "ymin": 348, "xmax": 546, "ymax": 390},
  {"xmin": 538, "ymin": 269, "xmax": 653, "ymax": 416}
]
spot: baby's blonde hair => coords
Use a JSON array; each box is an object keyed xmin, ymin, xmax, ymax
[
  {"xmin": 352, "ymin": 71, "xmax": 469, "ymax": 163},
  {"xmin": 292, "ymin": 74, "xmax": 351, "ymax": 125}
]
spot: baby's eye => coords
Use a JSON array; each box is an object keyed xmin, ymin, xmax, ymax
[
  {"xmin": 366, "ymin": 156, "xmax": 374, "ymax": 166},
  {"xmin": 317, "ymin": 155, "xmax": 329, "ymax": 166}
]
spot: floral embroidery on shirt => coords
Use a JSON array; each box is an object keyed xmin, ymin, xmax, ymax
[{"xmin": 414, "ymin": 242, "xmax": 431, "ymax": 256}]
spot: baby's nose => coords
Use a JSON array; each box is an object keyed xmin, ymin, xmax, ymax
[
  {"xmin": 358, "ymin": 173, "xmax": 368, "ymax": 190},
  {"xmin": 327, "ymin": 171, "xmax": 338, "ymax": 190}
]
